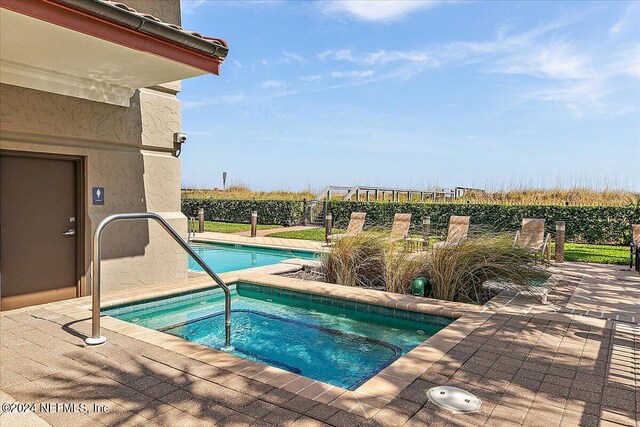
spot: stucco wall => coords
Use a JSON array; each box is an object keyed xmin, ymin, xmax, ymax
[
  {"xmin": 123, "ymin": 0, "xmax": 181, "ymax": 26},
  {"xmin": 0, "ymin": 0, "xmax": 194, "ymax": 295},
  {"xmin": 0, "ymin": 80, "xmax": 187, "ymax": 294}
]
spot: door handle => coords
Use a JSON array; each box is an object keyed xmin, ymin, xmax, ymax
[{"xmin": 62, "ymin": 229, "xmax": 76, "ymax": 236}]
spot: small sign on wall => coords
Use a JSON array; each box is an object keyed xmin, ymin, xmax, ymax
[{"xmin": 92, "ymin": 187, "xmax": 104, "ymax": 205}]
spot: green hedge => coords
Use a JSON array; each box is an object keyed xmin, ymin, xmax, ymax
[
  {"xmin": 182, "ymin": 198, "xmax": 638, "ymax": 244},
  {"xmin": 327, "ymin": 201, "xmax": 639, "ymax": 244},
  {"xmin": 182, "ymin": 198, "xmax": 303, "ymax": 226}
]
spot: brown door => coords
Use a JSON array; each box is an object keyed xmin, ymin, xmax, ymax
[{"xmin": 0, "ymin": 154, "xmax": 78, "ymax": 310}]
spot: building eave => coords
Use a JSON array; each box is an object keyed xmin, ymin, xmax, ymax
[
  {"xmin": 0, "ymin": 0, "xmax": 229, "ymax": 106},
  {"xmin": 1, "ymin": 0, "xmax": 227, "ymax": 75}
]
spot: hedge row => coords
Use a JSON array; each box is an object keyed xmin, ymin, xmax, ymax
[
  {"xmin": 182, "ymin": 198, "xmax": 303, "ymax": 226},
  {"xmin": 181, "ymin": 198, "xmax": 638, "ymax": 244},
  {"xmin": 327, "ymin": 201, "xmax": 639, "ymax": 245}
]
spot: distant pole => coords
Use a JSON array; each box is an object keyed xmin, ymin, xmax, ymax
[
  {"xmin": 325, "ymin": 213, "xmax": 333, "ymax": 244},
  {"xmin": 555, "ymin": 221, "xmax": 565, "ymax": 263},
  {"xmin": 423, "ymin": 216, "xmax": 431, "ymax": 249},
  {"xmin": 250, "ymin": 211, "xmax": 258, "ymax": 238},
  {"xmin": 198, "ymin": 208, "xmax": 205, "ymax": 233},
  {"xmin": 222, "ymin": 172, "xmax": 227, "ymax": 191}
]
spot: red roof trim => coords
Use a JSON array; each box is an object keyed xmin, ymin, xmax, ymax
[{"xmin": 1, "ymin": 0, "xmax": 221, "ymax": 75}]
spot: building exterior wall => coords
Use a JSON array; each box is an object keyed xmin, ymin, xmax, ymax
[
  {"xmin": 0, "ymin": 0, "xmax": 188, "ymax": 294},
  {"xmin": 123, "ymin": 0, "xmax": 181, "ymax": 26}
]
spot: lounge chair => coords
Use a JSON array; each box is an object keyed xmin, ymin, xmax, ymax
[
  {"xmin": 631, "ymin": 224, "xmax": 639, "ymax": 272},
  {"xmin": 433, "ymin": 216, "xmax": 470, "ymax": 249},
  {"xmin": 327, "ymin": 212, "xmax": 366, "ymax": 243},
  {"xmin": 386, "ymin": 213, "xmax": 412, "ymax": 242},
  {"xmin": 513, "ymin": 218, "xmax": 550, "ymax": 262}
]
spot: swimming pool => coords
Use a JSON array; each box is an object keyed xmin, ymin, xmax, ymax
[
  {"xmin": 104, "ymin": 283, "xmax": 452, "ymax": 389},
  {"xmin": 188, "ymin": 242, "xmax": 320, "ymax": 273}
]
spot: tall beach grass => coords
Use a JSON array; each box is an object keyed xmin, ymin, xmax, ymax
[
  {"xmin": 182, "ymin": 185, "xmax": 637, "ymax": 206},
  {"xmin": 320, "ymin": 232, "xmax": 545, "ymax": 304}
]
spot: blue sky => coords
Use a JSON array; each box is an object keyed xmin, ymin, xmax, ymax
[{"xmin": 178, "ymin": 1, "xmax": 640, "ymax": 192}]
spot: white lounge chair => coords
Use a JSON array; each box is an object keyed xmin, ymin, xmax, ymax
[
  {"xmin": 387, "ymin": 213, "xmax": 412, "ymax": 242},
  {"xmin": 433, "ymin": 216, "xmax": 470, "ymax": 249},
  {"xmin": 514, "ymin": 218, "xmax": 550, "ymax": 263},
  {"xmin": 328, "ymin": 212, "xmax": 366, "ymax": 243}
]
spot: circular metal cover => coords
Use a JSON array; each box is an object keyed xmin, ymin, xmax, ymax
[{"xmin": 426, "ymin": 386, "xmax": 482, "ymax": 413}]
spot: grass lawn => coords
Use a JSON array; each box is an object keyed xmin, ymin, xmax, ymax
[
  {"xmin": 201, "ymin": 221, "xmax": 281, "ymax": 233},
  {"xmin": 267, "ymin": 227, "xmax": 438, "ymax": 244},
  {"xmin": 268, "ymin": 228, "xmax": 630, "ymax": 265},
  {"xmin": 555, "ymin": 243, "xmax": 629, "ymax": 265},
  {"xmin": 267, "ymin": 227, "xmax": 335, "ymax": 241}
]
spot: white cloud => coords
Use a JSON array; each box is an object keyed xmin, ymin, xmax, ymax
[
  {"xmin": 259, "ymin": 80, "xmax": 287, "ymax": 89},
  {"xmin": 299, "ymin": 70, "xmax": 375, "ymax": 83},
  {"xmin": 310, "ymin": 15, "xmax": 639, "ymax": 115},
  {"xmin": 525, "ymin": 80, "xmax": 610, "ymax": 117},
  {"xmin": 319, "ymin": 48, "xmax": 431, "ymax": 65},
  {"xmin": 627, "ymin": 54, "xmax": 640, "ymax": 79},
  {"xmin": 182, "ymin": 92, "xmax": 246, "ymax": 110},
  {"xmin": 321, "ymin": 0, "xmax": 440, "ymax": 22},
  {"xmin": 282, "ymin": 51, "xmax": 306, "ymax": 64},
  {"xmin": 528, "ymin": 80, "xmax": 607, "ymax": 104},
  {"xmin": 610, "ymin": 44, "xmax": 640, "ymax": 79},
  {"xmin": 181, "ymin": 0, "xmax": 206, "ymax": 15},
  {"xmin": 301, "ymin": 74, "xmax": 324, "ymax": 82},
  {"xmin": 362, "ymin": 50, "xmax": 431, "ymax": 65},
  {"xmin": 489, "ymin": 42, "xmax": 591, "ymax": 79},
  {"xmin": 260, "ymin": 52, "xmax": 307, "ymax": 68},
  {"xmin": 610, "ymin": 2, "xmax": 640, "ymax": 35},
  {"xmin": 329, "ymin": 70, "xmax": 375, "ymax": 78},
  {"xmin": 318, "ymin": 49, "xmax": 353, "ymax": 61}
]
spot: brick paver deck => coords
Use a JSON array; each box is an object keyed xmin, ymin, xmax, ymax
[
  {"xmin": 1, "ymin": 262, "xmax": 638, "ymax": 426},
  {"xmin": 193, "ymin": 231, "xmax": 325, "ymax": 252}
]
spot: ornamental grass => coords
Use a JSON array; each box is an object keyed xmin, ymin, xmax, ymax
[{"xmin": 320, "ymin": 232, "xmax": 545, "ymax": 304}]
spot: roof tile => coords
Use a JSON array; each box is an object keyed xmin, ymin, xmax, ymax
[{"xmin": 101, "ymin": 0, "xmax": 228, "ymax": 49}]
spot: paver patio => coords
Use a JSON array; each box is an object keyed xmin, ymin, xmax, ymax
[
  {"xmin": 1, "ymin": 262, "xmax": 638, "ymax": 426},
  {"xmin": 193, "ymin": 231, "xmax": 326, "ymax": 252}
]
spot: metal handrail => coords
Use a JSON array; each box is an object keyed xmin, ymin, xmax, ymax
[{"xmin": 85, "ymin": 212, "xmax": 232, "ymax": 348}]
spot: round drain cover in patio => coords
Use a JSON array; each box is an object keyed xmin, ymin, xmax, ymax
[{"xmin": 426, "ymin": 386, "xmax": 481, "ymax": 414}]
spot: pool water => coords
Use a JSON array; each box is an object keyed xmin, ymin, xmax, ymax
[
  {"xmin": 104, "ymin": 283, "xmax": 452, "ymax": 389},
  {"xmin": 188, "ymin": 242, "xmax": 319, "ymax": 273}
]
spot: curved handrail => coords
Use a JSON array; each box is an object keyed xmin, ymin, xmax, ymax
[{"xmin": 85, "ymin": 212, "xmax": 231, "ymax": 348}]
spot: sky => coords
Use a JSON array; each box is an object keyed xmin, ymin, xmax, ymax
[{"xmin": 178, "ymin": 0, "xmax": 640, "ymax": 192}]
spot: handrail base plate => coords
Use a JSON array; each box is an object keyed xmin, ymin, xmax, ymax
[{"xmin": 85, "ymin": 336, "xmax": 107, "ymax": 346}]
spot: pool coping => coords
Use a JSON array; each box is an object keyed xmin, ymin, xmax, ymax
[
  {"xmin": 192, "ymin": 235, "xmax": 329, "ymax": 255},
  {"xmin": 5, "ymin": 267, "xmax": 505, "ymax": 419}
]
